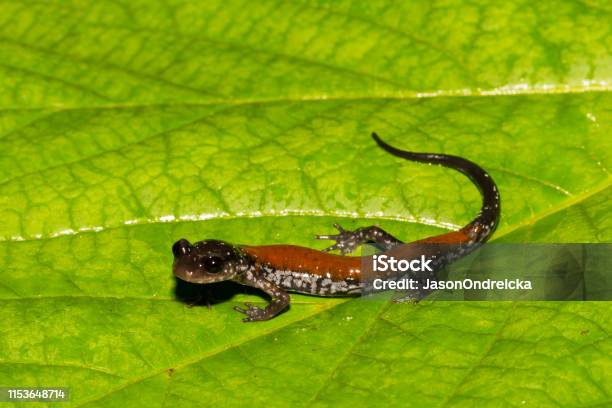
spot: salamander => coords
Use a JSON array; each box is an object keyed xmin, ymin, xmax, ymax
[{"xmin": 172, "ymin": 133, "xmax": 501, "ymax": 322}]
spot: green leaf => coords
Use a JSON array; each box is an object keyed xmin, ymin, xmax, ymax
[{"xmin": 1, "ymin": 1, "xmax": 611, "ymax": 407}]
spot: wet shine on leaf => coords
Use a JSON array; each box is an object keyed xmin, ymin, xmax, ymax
[{"xmin": 0, "ymin": 1, "xmax": 611, "ymax": 407}]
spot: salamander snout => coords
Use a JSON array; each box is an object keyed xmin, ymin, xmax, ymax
[{"xmin": 172, "ymin": 239, "xmax": 192, "ymax": 258}]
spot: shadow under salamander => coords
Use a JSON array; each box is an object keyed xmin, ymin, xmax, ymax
[{"xmin": 174, "ymin": 277, "xmax": 265, "ymax": 307}]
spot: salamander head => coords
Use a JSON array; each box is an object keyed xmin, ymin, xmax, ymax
[{"xmin": 172, "ymin": 239, "xmax": 243, "ymax": 283}]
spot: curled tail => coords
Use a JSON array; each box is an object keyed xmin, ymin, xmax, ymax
[{"xmin": 372, "ymin": 132, "xmax": 500, "ymax": 244}]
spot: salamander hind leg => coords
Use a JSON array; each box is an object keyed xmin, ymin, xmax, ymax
[
  {"xmin": 315, "ymin": 223, "xmax": 403, "ymax": 255},
  {"xmin": 392, "ymin": 289, "xmax": 427, "ymax": 304}
]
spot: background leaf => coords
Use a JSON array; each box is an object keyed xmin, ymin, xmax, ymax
[{"xmin": 0, "ymin": 1, "xmax": 611, "ymax": 407}]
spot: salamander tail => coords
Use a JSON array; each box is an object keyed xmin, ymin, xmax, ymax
[{"xmin": 372, "ymin": 132, "xmax": 500, "ymax": 243}]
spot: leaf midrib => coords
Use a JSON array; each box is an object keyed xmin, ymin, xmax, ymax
[
  {"xmin": 492, "ymin": 177, "xmax": 611, "ymax": 240},
  {"xmin": 2, "ymin": 86, "xmax": 612, "ymax": 112},
  {"xmin": 1, "ymin": 175, "xmax": 608, "ymax": 244}
]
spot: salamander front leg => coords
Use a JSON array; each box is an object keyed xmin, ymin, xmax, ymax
[
  {"xmin": 233, "ymin": 272, "xmax": 290, "ymax": 322},
  {"xmin": 315, "ymin": 223, "xmax": 403, "ymax": 255}
]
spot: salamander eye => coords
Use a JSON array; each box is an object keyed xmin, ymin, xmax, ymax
[{"xmin": 202, "ymin": 256, "xmax": 224, "ymax": 273}]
